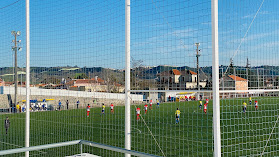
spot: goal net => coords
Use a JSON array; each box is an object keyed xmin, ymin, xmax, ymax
[{"xmin": 0, "ymin": 0, "xmax": 278, "ymax": 157}]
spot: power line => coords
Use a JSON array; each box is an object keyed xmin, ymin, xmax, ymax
[
  {"xmin": 221, "ymin": 0, "xmax": 265, "ymax": 79},
  {"xmin": 0, "ymin": 0, "xmax": 22, "ymax": 10}
]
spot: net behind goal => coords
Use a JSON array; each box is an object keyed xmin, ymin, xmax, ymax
[{"xmin": 0, "ymin": 0, "xmax": 279, "ymax": 157}]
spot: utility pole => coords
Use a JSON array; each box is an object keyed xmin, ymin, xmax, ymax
[
  {"xmin": 195, "ymin": 43, "xmax": 201, "ymax": 100},
  {"xmin": 234, "ymin": 67, "xmax": 236, "ymax": 98},
  {"xmin": 246, "ymin": 57, "xmax": 250, "ymax": 96},
  {"xmin": 11, "ymin": 31, "xmax": 22, "ymax": 109}
]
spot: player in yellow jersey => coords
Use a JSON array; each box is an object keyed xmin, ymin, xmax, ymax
[
  {"xmin": 175, "ymin": 108, "xmax": 181, "ymax": 124},
  {"xmin": 243, "ymin": 101, "xmax": 247, "ymax": 114},
  {"xmin": 249, "ymin": 96, "xmax": 252, "ymax": 105},
  {"xmin": 199, "ymin": 100, "xmax": 202, "ymax": 109},
  {"xmin": 102, "ymin": 104, "xmax": 105, "ymax": 115}
]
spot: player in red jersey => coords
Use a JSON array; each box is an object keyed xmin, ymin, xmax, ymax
[
  {"xmin": 254, "ymin": 100, "xmax": 258, "ymax": 111},
  {"xmin": 86, "ymin": 104, "xmax": 90, "ymax": 117},
  {"xmin": 206, "ymin": 98, "xmax": 209, "ymax": 104},
  {"xmin": 185, "ymin": 95, "xmax": 188, "ymax": 101},
  {"xmin": 110, "ymin": 103, "xmax": 114, "ymax": 114},
  {"xmin": 144, "ymin": 104, "xmax": 148, "ymax": 114},
  {"xmin": 204, "ymin": 103, "xmax": 208, "ymax": 114},
  {"xmin": 136, "ymin": 107, "xmax": 141, "ymax": 121},
  {"xmin": 149, "ymin": 99, "xmax": 153, "ymax": 110}
]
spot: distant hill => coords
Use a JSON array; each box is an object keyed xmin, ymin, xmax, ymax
[{"xmin": 1, "ymin": 65, "xmax": 278, "ymax": 84}]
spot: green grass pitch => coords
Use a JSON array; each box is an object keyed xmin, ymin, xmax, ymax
[{"xmin": 0, "ymin": 97, "xmax": 279, "ymax": 156}]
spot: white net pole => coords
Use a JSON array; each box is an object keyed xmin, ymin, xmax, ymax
[
  {"xmin": 125, "ymin": 0, "xmax": 131, "ymax": 156},
  {"xmin": 25, "ymin": 0, "xmax": 30, "ymax": 156},
  {"xmin": 211, "ymin": 0, "xmax": 221, "ymax": 156}
]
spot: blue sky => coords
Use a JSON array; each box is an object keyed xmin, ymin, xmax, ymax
[{"xmin": 0, "ymin": 0, "xmax": 278, "ymax": 69}]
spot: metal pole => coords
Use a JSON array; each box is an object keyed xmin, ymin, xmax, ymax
[
  {"xmin": 263, "ymin": 69, "xmax": 264, "ymax": 89},
  {"xmin": 257, "ymin": 68, "xmax": 259, "ymax": 89},
  {"xmin": 211, "ymin": 0, "xmax": 221, "ymax": 156},
  {"xmin": 125, "ymin": 0, "xmax": 131, "ymax": 156},
  {"xmin": 12, "ymin": 54, "xmax": 14, "ymax": 84},
  {"xmin": 21, "ymin": 72, "xmax": 22, "ymax": 95},
  {"xmin": 234, "ymin": 67, "xmax": 236, "ymax": 98},
  {"xmin": 246, "ymin": 68, "xmax": 248, "ymax": 97},
  {"xmin": 222, "ymin": 68, "xmax": 224, "ymax": 97},
  {"xmin": 11, "ymin": 51, "xmax": 14, "ymax": 113},
  {"xmin": 14, "ymin": 35, "xmax": 18, "ymax": 109},
  {"xmin": 25, "ymin": 0, "xmax": 30, "ymax": 156},
  {"xmin": 257, "ymin": 68, "xmax": 259, "ymax": 96},
  {"xmin": 196, "ymin": 43, "xmax": 200, "ymax": 100},
  {"xmin": 272, "ymin": 71, "xmax": 275, "ymax": 97}
]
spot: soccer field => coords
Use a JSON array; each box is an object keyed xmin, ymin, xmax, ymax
[{"xmin": 0, "ymin": 97, "xmax": 279, "ymax": 156}]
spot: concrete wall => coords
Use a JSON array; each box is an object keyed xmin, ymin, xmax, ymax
[{"xmin": 0, "ymin": 86, "xmax": 143, "ymax": 109}]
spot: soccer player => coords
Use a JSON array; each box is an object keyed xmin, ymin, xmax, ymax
[
  {"xmin": 102, "ymin": 104, "xmax": 105, "ymax": 115},
  {"xmin": 4, "ymin": 117, "xmax": 10, "ymax": 135},
  {"xmin": 16, "ymin": 102, "xmax": 20, "ymax": 113},
  {"xmin": 58, "ymin": 100, "xmax": 62, "ymax": 111},
  {"xmin": 255, "ymin": 100, "xmax": 258, "ymax": 110},
  {"xmin": 77, "ymin": 100, "xmax": 80, "ymax": 109},
  {"xmin": 86, "ymin": 104, "xmax": 90, "ymax": 117},
  {"xmin": 110, "ymin": 103, "xmax": 114, "ymax": 114},
  {"xmin": 243, "ymin": 101, "xmax": 247, "ymax": 114},
  {"xmin": 156, "ymin": 99, "xmax": 160, "ymax": 108},
  {"xmin": 185, "ymin": 95, "xmax": 188, "ymax": 101},
  {"xmin": 204, "ymin": 103, "xmax": 208, "ymax": 114},
  {"xmin": 149, "ymin": 99, "xmax": 153, "ymax": 110},
  {"xmin": 199, "ymin": 100, "xmax": 202, "ymax": 109},
  {"xmin": 249, "ymin": 96, "xmax": 252, "ymax": 105},
  {"xmin": 66, "ymin": 100, "xmax": 69, "ymax": 110},
  {"xmin": 144, "ymin": 104, "xmax": 148, "ymax": 114},
  {"xmin": 136, "ymin": 107, "xmax": 141, "ymax": 121},
  {"xmin": 206, "ymin": 98, "xmax": 209, "ymax": 104},
  {"xmin": 175, "ymin": 108, "xmax": 181, "ymax": 124}
]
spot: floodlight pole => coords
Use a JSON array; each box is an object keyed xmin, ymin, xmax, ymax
[
  {"xmin": 125, "ymin": 0, "xmax": 131, "ymax": 156},
  {"xmin": 25, "ymin": 0, "xmax": 30, "ymax": 156},
  {"xmin": 211, "ymin": 0, "xmax": 221, "ymax": 156},
  {"xmin": 12, "ymin": 33, "xmax": 18, "ymax": 110}
]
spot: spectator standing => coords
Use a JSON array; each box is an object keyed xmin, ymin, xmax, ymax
[
  {"xmin": 66, "ymin": 100, "xmax": 69, "ymax": 110},
  {"xmin": 4, "ymin": 117, "xmax": 10, "ymax": 134},
  {"xmin": 77, "ymin": 100, "xmax": 80, "ymax": 109}
]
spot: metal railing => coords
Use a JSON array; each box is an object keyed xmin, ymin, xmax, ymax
[{"xmin": 0, "ymin": 140, "xmax": 160, "ymax": 157}]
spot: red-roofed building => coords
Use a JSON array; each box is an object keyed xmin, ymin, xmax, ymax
[
  {"xmin": 220, "ymin": 75, "xmax": 248, "ymax": 91},
  {"xmin": 188, "ymin": 70, "xmax": 197, "ymax": 75},
  {"xmin": 4, "ymin": 82, "xmax": 13, "ymax": 86},
  {"xmin": 157, "ymin": 69, "xmax": 207, "ymax": 90},
  {"xmin": 172, "ymin": 69, "xmax": 181, "ymax": 75},
  {"xmin": 158, "ymin": 69, "xmax": 181, "ymax": 84},
  {"xmin": 66, "ymin": 78, "xmax": 124, "ymax": 93},
  {"xmin": 0, "ymin": 79, "xmax": 5, "ymax": 86},
  {"xmin": 228, "ymin": 75, "xmax": 248, "ymax": 82}
]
